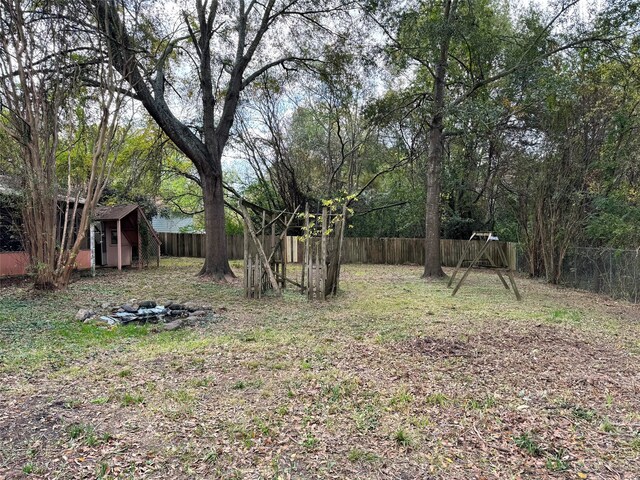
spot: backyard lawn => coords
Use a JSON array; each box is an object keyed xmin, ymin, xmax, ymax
[{"xmin": 0, "ymin": 259, "xmax": 639, "ymax": 479}]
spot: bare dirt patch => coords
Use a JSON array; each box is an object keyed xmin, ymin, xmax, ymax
[{"xmin": 404, "ymin": 336, "xmax": 468, "ymax": 358}]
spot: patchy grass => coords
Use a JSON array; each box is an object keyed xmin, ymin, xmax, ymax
[
  {"xmin": 120, "ymin": 392, "xmax": 144, "ymax": 407},
  {"xmin": 347, "ymin": 448, "xmax": 380, "ymax": 463},
  {"xmin": 514, "ymin": 432, "xmax": 543, "ymax": 457},
  {"xmin": 545, "ymin": 449, "xmax": 570, "ymax": 472},
  {"xmin": 392, "ymin": 428, "xmax": 415, "ymax": 448},
  {"xmin": 1, "ymin": 259, "xmax": 639, "ymax": 478}
]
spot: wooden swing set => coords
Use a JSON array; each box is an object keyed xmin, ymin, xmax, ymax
[
  {"xmin": 239, "ymin": 200, "xmax": 347, "ymax": 300},
  {"xmin": 448, "ymin": 231, "xmax": 522, "ymax": 301}
]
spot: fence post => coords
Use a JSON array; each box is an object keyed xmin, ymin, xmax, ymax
[{"xmin": 609, "ymin": 249, "xmax": 613, "ymax": 296}]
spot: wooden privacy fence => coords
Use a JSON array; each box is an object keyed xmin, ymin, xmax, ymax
[
  {"xmin": 159, "ymin": 233, "xmax": 517, "ymax": 269},
  {"xmin": 157, "ymin": 232, "xmax": 244, "ymax": 259}
]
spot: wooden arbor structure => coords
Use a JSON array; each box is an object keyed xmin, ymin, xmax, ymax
[
  {"xmin": 448, "ymin": 231, "xmax": 522, "ymax": 301},
  {"xmin": 239, "ymin": 200, "xmax": 347, "ymax": 300},
  {"xmin": 239, "ymin": 200, "xmax": 298, "ymax": 298},
  {"xmin": 301, "ymin": 203, "xmax": 348, "ymax": 300}
]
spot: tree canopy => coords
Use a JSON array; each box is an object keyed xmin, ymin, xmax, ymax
[{"xmin": 1, "ymin": 0, "xmax": 639, "ymax": 286}]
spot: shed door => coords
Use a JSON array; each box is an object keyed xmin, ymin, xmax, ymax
[{"xmin": 100, "ymin": 224, "xmax": 107, "ymax": 265}]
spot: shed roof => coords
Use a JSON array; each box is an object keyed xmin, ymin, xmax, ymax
[{"xmin": 93, "ymin": 204, "xmax": 138, "ymax": 221}]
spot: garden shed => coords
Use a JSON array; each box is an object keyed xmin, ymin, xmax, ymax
[{"xmin": 93, "ymin": 204, "xmax": 161, "ymax": 270}]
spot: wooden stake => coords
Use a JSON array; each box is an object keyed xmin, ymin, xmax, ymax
[
  {"xmin": 334, "ymin": 202, "xmax": 348, "ymax": 295},
  {"xmin": 302, "ymin": 204, "xmax": 309, "ymax": 294},
  {"xmin": 261, "ymin": 211, "xmax": 266, "ymax": 256},
  {"xmin": 247, "ymin": 254, "xmax": 253, "ymax": 298},
  {"xmin": 320, "ymin": 207, "xmax": 327, "ymax": 300},
  {"xmin": 137, "ymin": 209, "xmax": 143, "ymax": 269},
  {"xmin": 240, "ymin": 204, "xmax": 281, "ymax": 295},
  {"xmin": 243, "ymin": 222, "xmax": 249, "ymax": 297}
]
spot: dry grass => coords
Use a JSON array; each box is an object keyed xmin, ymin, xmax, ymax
[{"xmin": 1, "ymin": 258, "xmax": 639, "ymax": 479}]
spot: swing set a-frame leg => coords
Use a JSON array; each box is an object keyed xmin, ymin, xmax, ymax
[
  {"xmin": 497, "ymin": 246, "xmax": 522, "ymax": 301},
  {"xmin": 452, "ymin": 238, "xmax": 491, "ymax": 296},
  {"xmin": 448, "ymin": 237, "xmax": 474, "ymax": 288}
]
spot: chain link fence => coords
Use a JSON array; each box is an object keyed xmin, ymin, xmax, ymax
[
  {"xmin": 517, "ymin": 246, "xmax": 640, "ymax": 303},
  {"xmin": 138, "ymin": 218, "xmax": 160, "ymax": 268}
]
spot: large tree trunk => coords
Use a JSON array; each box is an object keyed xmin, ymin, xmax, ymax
[
  {"xmin": 199, "ymin": 173, "xmax": 234, "ymax": 279},
  {"xmin": 422, "ymin": 0, "xmax": 453, "ymax": 279},
  {"xmin": 423, "ymin": 118, "xmax": 445, "ymax": 278}
]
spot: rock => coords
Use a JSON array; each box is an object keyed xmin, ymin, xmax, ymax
[
  {"xmin": 139, "ymin": 300, "xmax": 156, "ymax": 308},
  {"xmin": 166, "ymin": 302, "xmax": 184, "ymax": 311},
  {"xmin": 137, "ymin": 307, "xmax": 168, "ymax": 319},
  {"xmin": 168, "ymin": 309, "xmax": 188, "ymax": 317},
  {"xmin": 216, "ymin": 306, "xmax": 227, "ymax": 314},
  {"xmin": 101, "ymin": 302, "xmax": 111, "ymax": 309},
  {"xmin": 163, "ymin": 319, "xmax": 183, "ymax": 331},
  {"xmin": 183, "ymin": 301, "xmax": 199, "ymax": 312},
  {"xmin": 75, "ymin": 309, "xmax": 93, "ymax": 321},
  {"xmin": 114, "ymin": 312, "xmax": 138, "ymax": 323},
  {"xmin": 99, "ymin": 316, "xmax": 118, "ymax": 326},
  {"xmin": 121, "ymin": 304, "xmax": 138, "ymax": 313},
  {"xmin": 190, "ymin": 310, "xmax": 207, "ymax": 317}
]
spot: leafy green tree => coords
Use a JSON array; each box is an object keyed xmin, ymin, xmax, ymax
[
  {"xmin": 1, "ymin": 0, "xmax": 129, "ymax": 288},
  {"xmin": 370, "ymin": 0, "xmax": 603, "ymax": 277},
  {"xmin": 236, "ymin": 46, "xmax": 408, "ymax": 217},
  {"xmin": 84, "ymin": 0, "xmax": 355, "ymax": 280}
]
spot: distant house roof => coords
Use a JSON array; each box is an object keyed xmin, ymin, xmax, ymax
[
  {"xmin": 93, "ymin": 204, "xmax": 139, "ymax": 221},
  {"xmin": 0, "ymin": 175, "xmax": 19, "ymax": 196},
  {"xmin": 151, "ymin": 214, "xmax": 195, "ymax": 233}
]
